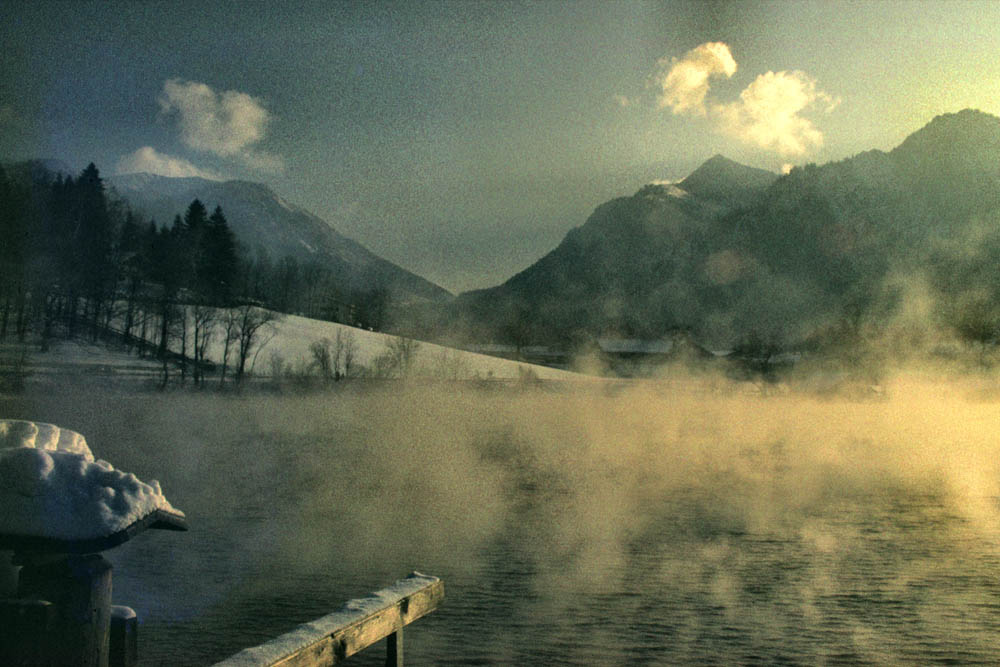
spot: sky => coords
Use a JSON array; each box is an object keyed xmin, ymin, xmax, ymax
[{"xmin": 4, "ymin": 1, "xmax": 1000, "ymax": 294}]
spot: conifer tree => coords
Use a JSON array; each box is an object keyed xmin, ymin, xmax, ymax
[
  {"xmin": 181, "ymin": 199, "xmax": 209, "ymax": 294},
  {"xmin": 0, "ymin": 167, "xmax": 28, "ymax": 341},
  {"xmin": 75, "ymin": 163, "xmax": 116, "ymax": 337},
  {"xmin": 118, "ymin": 209, "xmax": 145, "ymax": 342},
  {"xmin": 204, "ymin": 205, "xmax": 238, "ymax": 305}
]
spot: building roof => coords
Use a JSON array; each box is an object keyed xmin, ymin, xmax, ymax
[{"xmin": 597, "ymin": 338, "xmax": 674, "ymax": 355}]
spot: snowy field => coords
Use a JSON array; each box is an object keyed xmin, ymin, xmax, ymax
[
  {"xmin": 2, "ymin": 309, "xmax": 588, "ymax": 390},
  {"xmin": 213, "ymin": 312, "xmax": 586, "ymax": 382}
]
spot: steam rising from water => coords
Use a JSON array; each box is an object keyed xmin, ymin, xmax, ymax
[{"xmin": 4, "ymin": 373, "xmax": 1000, "ymax": 663}]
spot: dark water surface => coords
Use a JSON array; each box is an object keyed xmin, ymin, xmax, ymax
[{"xmin": 4, "ymin": 383, "xmax": 1000, "ymax": 664}]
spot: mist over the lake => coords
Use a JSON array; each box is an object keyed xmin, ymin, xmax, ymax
[{"xmin": 5, "ymin": 369, "xmax": 1000, "ymax": 664}]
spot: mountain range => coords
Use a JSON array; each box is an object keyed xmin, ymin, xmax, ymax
[
  {"xmin": 12, "ymin": 109, "xmax": 1000, "ymax": 356},
  {"xmin": 108, "ymin": 173, "xmax": 451, "ymax": 306},
  {"xmin": 450, "ymin": 109, "xmax": 1000, "ymax": 352}
]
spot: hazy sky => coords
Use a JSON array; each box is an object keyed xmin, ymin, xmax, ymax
[{"xmin": 3, "ymin": 1, "xmax": 1000, "ymax": 293}]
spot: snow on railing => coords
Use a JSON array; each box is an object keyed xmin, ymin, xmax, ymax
[{"xmin": 214, "ymin": 572, "xmax": 444, "ymax": 667}]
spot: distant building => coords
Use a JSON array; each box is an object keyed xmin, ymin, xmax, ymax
[
  {"xmin": 322, "ymin": 299, "xmax": 356, "ymax": 326},
  {"xmin": 520, "ymin": 345, "xmax": 570, "ymax": 369},
  {"xmin": 466, "ymin": 343, "xmax": 519, "ymax": 360},
  {"xmin": 467, "ymin": 331, "xmax": 723, "ymax": 377},
  {"xmin": 465, "ymin": 343, "xmax": 571, "ymax": 369},
  {"xmin": 596, "ymin": 332, "xmax": 715, "ymax": 377}
]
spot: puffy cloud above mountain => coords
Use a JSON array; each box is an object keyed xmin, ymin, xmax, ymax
[
  {"xmin": 652, "ymin": 42, "xmax": 838, "ymax": 157},
  {"xmin": 716, "ymin": 70, "xmax": 840, "ymax": 156},
  {"xmin": 116, "ymin": 146, "xmax": 222, "ymax": 180},
  {"xmin": 158, "ymin": 79, "xmax": 283, "ymax": 172},
  {"xmin": 655, "ymin": 42, "xmax": 737, "ymax": 115}
]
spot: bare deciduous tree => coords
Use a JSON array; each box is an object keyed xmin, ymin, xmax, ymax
[
  {"xmin": 191, "ymin": 303, "xmax": 216, "ymax": 386},
  {"xmin": 338, "ymin": 328, "xmax": 358, "ymax": 379},
  {"xmin": 372, "ymin": 335, "xmax": 421, "ymax": 378},
  {"xmin": 219, "ymin": 307, "xmax": 239, "ymax": 386},
  {"xmin": 234, "ymin": 304, "xmax": 282, "ymax": 383},
  {"xmin": 309, "ymin": 337, "xmax": 335, "ymax": 383}
]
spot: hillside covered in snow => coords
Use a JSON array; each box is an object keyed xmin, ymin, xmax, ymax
[{"xmin": 194, "ymin": 311, "xmax": 586, "ymax": 382}]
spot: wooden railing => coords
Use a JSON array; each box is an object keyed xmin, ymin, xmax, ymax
[{"xmin": 214, "ymin": 572, "xmax": 444, "ymax": 667}]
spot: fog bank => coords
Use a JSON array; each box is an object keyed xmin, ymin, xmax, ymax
[{"xmin": 2, "ymin": 374, "xmax": 999, "ymax": 662}]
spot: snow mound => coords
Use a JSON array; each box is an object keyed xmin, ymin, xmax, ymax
[
  {"xmin": 0, "ymin": 420, "xmax": 184, "ymax": 545},
  {"xmin": 0, "ymin": 420, "xmax": 93, "ymax": 460}
]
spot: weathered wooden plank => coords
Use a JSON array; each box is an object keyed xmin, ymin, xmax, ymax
[
  {"xmin": 214, "ymin": 572, "xmax": 443, "ymax": 667},
  {"xmin": 0, "ymin": 508, "xmax": 188, "ymax": 554}
]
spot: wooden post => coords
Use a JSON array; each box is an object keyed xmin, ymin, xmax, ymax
[
  {"xmin": 385, "ymin": 628, "xmax": 402, "ymax": 667},
  {"xmin": 16, "ymin": 553, "xmax": 113, "ymax": 667},
  {"xmin": 0, "ymin": 598, "xmax": 57, "ymax": 665},
  {"xmin": 110, "ymin": 605, "xmax": 138, "ymax": 667}
]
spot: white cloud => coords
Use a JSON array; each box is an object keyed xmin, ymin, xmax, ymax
[
  {"xmin": 158, "ymin": 79, "xmax": 283, "ymax": 172},
  {"xmin": 116, "ymin": 146, "xmax": 223, "ymax": 180},
  {"xmin": 654, "ymin": 42, "xmax": 737, "ymax": 115},
  {"xmin": 238, "ymin": 150, "xmax": 286, "ymax": 173},
  {"xmin": 715, "ymin": 70, "xmax": 840, "ymax": 156},
  {"xmin": 650, "ymin": 42, "xmax": 838, "ymax": 157}
]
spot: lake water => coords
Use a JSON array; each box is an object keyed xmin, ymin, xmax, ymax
[{"xmin": 5, "ymin": 378, "xmax": 1000, "ymax": 664}]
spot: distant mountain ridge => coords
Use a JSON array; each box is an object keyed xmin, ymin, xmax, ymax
[
  {"xmin": 109, "ymin": 172, "xmax": 451, "ymax": 304},
  {"xmin": 678, "ymin": 154, "xmax": 778, "ymax": 208},
  {"xmin": 451, "ymin": 109, "xmax": 1000, "ymax": 352},
  {"xmin": 14, "ymin": 109, "xmax": 1000, "ymax": 355},
  {"xmin": 3, "ymin": 158, "xmax": 74, "ymax": 184}
]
